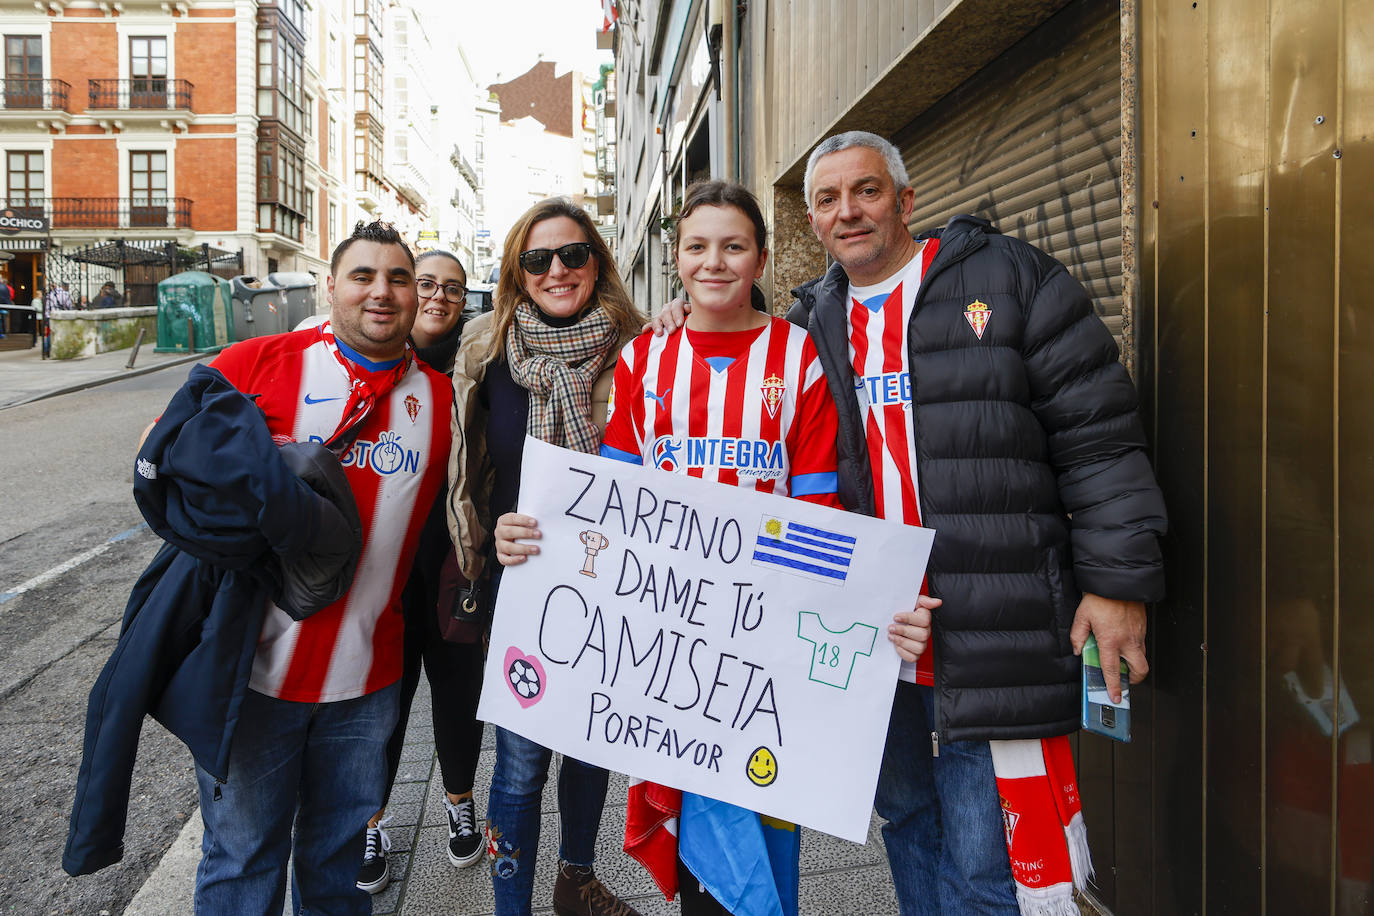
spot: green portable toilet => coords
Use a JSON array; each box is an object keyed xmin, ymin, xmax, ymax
[{"xmin": 155, "ymin": 271, "xmax": 235, "ymax": 352}]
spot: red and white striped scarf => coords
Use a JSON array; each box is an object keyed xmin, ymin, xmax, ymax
[
  {"xmin": 990, "ymin": 736, "xmax": 1092, "ymax": 916},
  {"xmin": 626, "ymin": 739, "xmax": 1091, "ymax": 915}
]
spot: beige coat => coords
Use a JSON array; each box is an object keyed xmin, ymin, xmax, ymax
[{"xmin": 445, "ymin": 311, "xmax": 626, "ymax": 582}]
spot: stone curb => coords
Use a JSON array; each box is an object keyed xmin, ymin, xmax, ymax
[{"xmin": 1, "ymin": 349, "xmax": 212, "ymax": 410}]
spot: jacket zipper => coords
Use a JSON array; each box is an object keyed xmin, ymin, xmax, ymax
[
  {"xmin": 908, "ymin": 227, "xmax": 984, "ymax": 759},
  {"xmin": 809, "ymin": 224, "xmax": 989, "ymax": 754}
]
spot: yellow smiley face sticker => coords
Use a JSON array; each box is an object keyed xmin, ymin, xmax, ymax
[{"xmin": 746, "ymin": 746, "xmax": 778, "ymax": 787}]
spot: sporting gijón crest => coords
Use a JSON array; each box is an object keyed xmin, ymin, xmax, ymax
[
  {"xmin": 404, "ymin": 393, "xmax": 420, "ymax": 423},
  {"xmin": 760, "ymin": 374, "xmax": 786, "ymax": 419},
  {"xmin": 964, "ymin": 299, "xmax": 992, "ymax": 340}
]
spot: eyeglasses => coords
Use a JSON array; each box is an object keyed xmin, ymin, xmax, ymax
[
  {"xmin": 416, "ymin": 279, "xmax": 468, "ymax": 303},
  {"xmin": 518, "ymin": 242, "xmax": 594, "ymax": 275}
]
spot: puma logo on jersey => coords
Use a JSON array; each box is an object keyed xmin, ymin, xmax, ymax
[{"xmin": 644, "ymin": 387, "xmax": 671, "ymax": 411}]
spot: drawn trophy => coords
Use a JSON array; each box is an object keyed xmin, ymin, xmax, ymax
[{"xmin": 578, "ymin": 530, "xmax": 609, "ymax": 578}]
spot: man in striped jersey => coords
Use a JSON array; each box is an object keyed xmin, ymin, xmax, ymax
[
  {"xmin": 191, "ymin": 221, "xmax": 453, "ymax": 915},
  {"xmin": 781, "ymin": 132, "xmax": 1165, "ymax": 915}
]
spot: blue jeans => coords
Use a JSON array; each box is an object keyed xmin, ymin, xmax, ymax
[
  {"xmin": 193, "ymin": 684, "xmax": 400, "ymax": 916},
  {"xmin": 874, "ymin": 682, "xmax": 1018, "ymax": 916},
  {"xmin": 487, "ymin": 725, "xmax": 609, "ymax": 916}
]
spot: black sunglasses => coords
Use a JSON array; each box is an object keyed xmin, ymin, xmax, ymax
[{"xmin": 518, "ymin": 242, "xmax": 593, "ymax": 275}]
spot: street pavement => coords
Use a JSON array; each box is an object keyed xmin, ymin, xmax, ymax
[{"xmin": 0, "ymin": 339, "xmax": 204, "ymax": 410}]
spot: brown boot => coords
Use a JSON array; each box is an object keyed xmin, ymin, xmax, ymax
[{"xmin": 551, "ymin": 860, "xmax": 643, "ymax": 916}]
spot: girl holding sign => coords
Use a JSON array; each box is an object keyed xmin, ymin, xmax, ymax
[
  {"xmin": 450, "ymin": 198, "xmax": 645, "ymax": 916},
  {"xmin": 497, "ymin": 180, "xmax": 843, "ymax": 916}
]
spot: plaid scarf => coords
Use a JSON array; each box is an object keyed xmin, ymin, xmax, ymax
[
  {"xmin": 504, "ymin": 300, "xmax": 618, "ymax": 454},
  {"xmin": 990, "ymin": 736, "xmax": 1093, "ymax": 916}
]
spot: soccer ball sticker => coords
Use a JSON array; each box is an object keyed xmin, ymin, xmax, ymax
[
  {"xmin": 509, "ymin": 659, "xmax": 539, "ymax": 697},
  {"xmin": 503, "ymin": 647, "xmax": 547, "ymax": 709}
]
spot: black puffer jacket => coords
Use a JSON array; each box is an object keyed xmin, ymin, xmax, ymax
[{"xmin": 787, "ymin": 215, "xmax": 1167, "ymax": 742}]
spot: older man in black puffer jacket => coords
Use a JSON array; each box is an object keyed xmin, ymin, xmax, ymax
[{"xmin": 785, "ymin": 131, "xmax": 1166, "ymax": 916}]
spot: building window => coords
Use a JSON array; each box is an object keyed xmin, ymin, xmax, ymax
[
  {"xmin": 257, "ymin": 10, "xmax": 304, "ymax": 139},
  {"xmin": 129, "ymin": 37, "xmax": 168, "ymax": 107},
  {"xmin": 130, "ymin": 150, "xmax": 168, "ymax": 227},
  {"xmin": 257, "ymin": 134, "xmax": 304, "ymax": 240},
  {"xmin": 6, "ymin": 150, "xmax": 43, "ymax": 216},
  {"xmin": 354, "ymin": 125, "xmax": 382, "ymax": 178},
  {"xmin": 4, "ymin": 36, "xmax": 43, "ymax": 109},
  {"xmin": 304, "ymin": 188, "xmax": 313, "ymax": 231},
  {"xmin": 281, "ymin": 0, "xmax": 305, "ymax": 35},
  {"xmin": 353, "ymin": 0, "xmax": 383, "ymax": 45},
  {"xmin": 353, "ymin": 40, "xmax": 382, "ymax": 122},
  {"xmin": 304, "ymin": 92, "xmax": 313, "ymax": 138},
  {"xmin": 328, "ymin": 115, "xmax": 338, "ymax": 166},
  {"xmin": 279, "ymin": 146, "xmax": 302, "ymax": 214},
  {"xmin": 329, "ymin": 201, "xmax": 337, "ymax": 238}
]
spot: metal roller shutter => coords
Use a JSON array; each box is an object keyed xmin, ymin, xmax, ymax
[{"xmin": 894, "ymin": 0, "xmax": 1123, "ymax": 342}]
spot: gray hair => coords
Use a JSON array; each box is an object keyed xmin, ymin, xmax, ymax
[{"xmin": 802, "ymin": 131, "xmax": 911, "ymax": 212}]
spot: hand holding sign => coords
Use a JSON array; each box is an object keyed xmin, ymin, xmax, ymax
[{"xmin": 478, "ymin": 438, "xmax": 935, "ymax": 843}]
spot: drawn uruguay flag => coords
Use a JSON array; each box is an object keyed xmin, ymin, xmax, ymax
[{"xmin": 751, "ymin": 515, "xmax": 855, "ymax": 585}]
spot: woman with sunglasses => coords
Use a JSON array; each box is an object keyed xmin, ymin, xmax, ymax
[
  {"xmin": 355, "ymin": 250, "xmax": 490, "ymax": 894},
  {"xmin": 448, "ymin": 199, "xmax": 644, "ymax": 916}
]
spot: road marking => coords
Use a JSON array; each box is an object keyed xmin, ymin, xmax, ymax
[{"xmin": 0, "ymin": 524, "xmax": 147, "ymax": 606}]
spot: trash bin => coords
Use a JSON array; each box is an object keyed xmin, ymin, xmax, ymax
[
  {"xmin": 154, "ymin": 271, "xmax": 234, "ymax": 353},
  {"xmin": 265, "ymin": 272, "xmax": 318, "ymax": 330},
  {"xmin": 228, "ymin": 275, "xmax": 289, "ymax": 340}
]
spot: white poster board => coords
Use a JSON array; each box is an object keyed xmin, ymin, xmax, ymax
[{"xmin": 477, "ymin": 438, "xmax": 935, "ymax": 843}]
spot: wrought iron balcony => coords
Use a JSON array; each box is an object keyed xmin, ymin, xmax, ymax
[
  {"xmin": 0, "ymin": 79, "xmax": 72, "ymax": 111},
  {"xmin": 1, "ymin": 197, "xmax": 193, "ymax": 230},
  {"xmin": 88, "ymin": 78, "xmax": 193, "ymax": 111}
]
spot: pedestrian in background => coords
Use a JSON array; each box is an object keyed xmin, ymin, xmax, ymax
[
  {"xmin": 48, "ymin": 282, "xmax": 74, "ymax": 311},
  {"xmin": 448, "ymin": 197, "xmax": 644, "ymax": 916}
]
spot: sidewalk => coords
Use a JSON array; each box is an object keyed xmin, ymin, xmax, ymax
[
  {"xmin": 122, "ymin": 675, "xmax": 902, "ymax": 915},
  {"xmin": 0, "ymin": 342, "xmax": 205, "ymax": 410}
]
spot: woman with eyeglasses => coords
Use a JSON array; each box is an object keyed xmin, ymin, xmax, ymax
[
  {"xmin": 448, "ymin": 199, "xmax": 645, "ymax": 916},
  {"xmin": 355, "ymin": 250, "xmax": 489, "ymax": 895}
]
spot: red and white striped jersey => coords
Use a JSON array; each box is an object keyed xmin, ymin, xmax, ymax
[
  {"xmin": 210, "ymin": 322, "xmax": 452, "ymax": 703},
  {"xmin": 847, "ymin": 239, "xmax": 939, "ymax": 683},
  {"xmin": 601, "ymin": 317, "xmax": 840, "ymax": 506}
]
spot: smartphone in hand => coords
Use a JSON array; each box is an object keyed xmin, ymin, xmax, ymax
[{"xmin": 1082, "ymin": 634, "xmax": 1131, "ymax": 742}]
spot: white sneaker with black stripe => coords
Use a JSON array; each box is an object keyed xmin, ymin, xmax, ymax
[{"xmin": 444, "ymin": 795, "xmax": 483, "ymax": 867}]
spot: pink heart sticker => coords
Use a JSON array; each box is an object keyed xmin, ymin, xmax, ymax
[{"xmin": 503, "ymin": 647, "xmax": 547, "ymax": 709}]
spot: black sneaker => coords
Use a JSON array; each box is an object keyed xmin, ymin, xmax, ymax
[
  {"xmin": 356, "ymin": 822, "xmax": 392, "ymax": 894},
  {"xmin": 444, "ymin": 795, "xmax": 484, "ymax": 867}
]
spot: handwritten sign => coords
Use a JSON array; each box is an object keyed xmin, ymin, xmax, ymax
[{"xmin": 477, "ymin": 438, "xmax": 935, "ymax": 843}]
